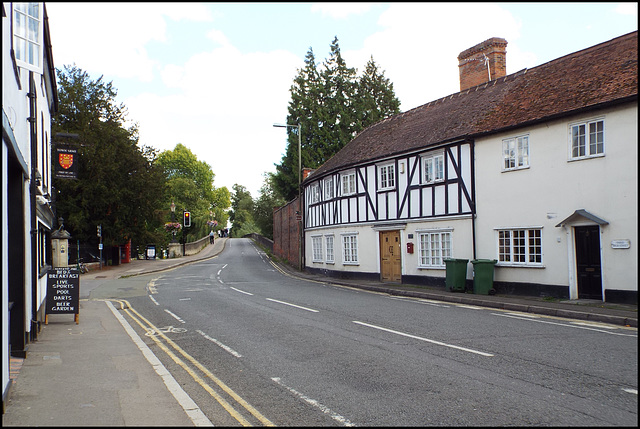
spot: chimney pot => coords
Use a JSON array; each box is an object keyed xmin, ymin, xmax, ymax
[{"xmin": 458, "ymin": 37, "xmax": 507, "ymax": 91}]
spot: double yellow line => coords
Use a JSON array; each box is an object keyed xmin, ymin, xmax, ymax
[{"xmin": 109, "ymin": 299, "xmax": 275, "ymax": 427}]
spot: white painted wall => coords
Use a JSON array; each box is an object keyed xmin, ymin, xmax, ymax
[{"xmin": 473, "ymin": 103, "xmax": 638, "ymax": 294}]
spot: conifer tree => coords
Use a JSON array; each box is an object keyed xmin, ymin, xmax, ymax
[
  {"xmin": 355, "ymin": 56, "xmax": 401, "ymax": 129},
  {"xmin": 274, "ymin": 38, "xmax": 401, "ymax": 201}
]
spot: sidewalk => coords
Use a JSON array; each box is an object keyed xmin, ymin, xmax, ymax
[
  {"xmin": 276, "ymin": 263, "xmax": 638, "ymax": 328},
  {"xmin": 3, "ymin": 238, "xmax": 229, "ymax": 425},
  {"xmin": 3, "ymin": 236, "xmax": 636, "ymax": 425}
]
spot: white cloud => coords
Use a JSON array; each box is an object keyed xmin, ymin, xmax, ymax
[
  {"xmin": 342, "ymin": 3, "xmax": 526, "ymax": 111},
  {"xmin": 126, "ymin": 45, "xmax": 300, "ymax": 195},
  {"xmin": 206, "ymin": 29, "xmax": 232, "ymax": 47},
  {"xmin": 46, "ymin": 3, "xmax": 172, "ymax": 81}
]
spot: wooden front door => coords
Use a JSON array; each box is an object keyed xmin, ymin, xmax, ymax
[
  {"xmin": 380, "ymin": 230, "xmax": 401, "ymax": 282},
  {"xmin": 575, "ymin": 225, "xmax": 603, "ymax": 300}
]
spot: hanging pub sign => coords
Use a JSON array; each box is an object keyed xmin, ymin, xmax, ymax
[
  {"xmin": 45, "ymin": 267, "xmax": 80, "ymax": 324},
  {"xmin": 55, "ymin": 145, "xmax": 78, "ymax": 179}
]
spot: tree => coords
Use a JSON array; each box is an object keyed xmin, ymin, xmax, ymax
[
  {"xmin": 52, "ymin": 65, "xmax": 165, "ymax": 248},
  {"xmin": 253, "ymin": 173, "xmax": 286, "ymax": 240},
  {"xmin": 209, "ymin": 186, "xmax": 231, "ymax": 233},
  {"xmin": 319, "ymin": 36, "xmax": 358, "ymax": 157},
  {"xmin": 355, "ymin": 56, "xmax": 401, "ymax": 129},
  {"xmin": 229, "ymin": 184, "xmax": 257, "ymax": 237},
  {"xmin": 274, "ymin": 37, "xmax": 401, "ymax": 200},
  {"xmin": 156, "ymin": 144, "xmax": 228, "ymax": 241},
  {"xmin": 274, "ymin": 48, "xmax": 321, "ymax": 201}
]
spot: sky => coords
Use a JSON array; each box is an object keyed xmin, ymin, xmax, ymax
[{"xmin": 45, "ymin": 2, "xmax": 638, "ymax": 198}]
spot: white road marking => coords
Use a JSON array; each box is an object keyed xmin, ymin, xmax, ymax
[
  {"xmin": 230, "ymin": 287, "xmax": 253, "ymax": 296},
  {"xmin": 492, "ymin": 313, "xmax": 637, "ymax": 337},
  {"xmin": 149, "ymin": 295, "xmax": 159, "ymax": 306},
  {"xmin": 217, "ymin": 264, "xmax": 228, "ymax": 284},
  {"xmin": 266, "ymin": 298, "xmax": 319, "ymax": 313},
  {"xmin": 504, "ymin": 312, "xmax": 539, "ymax": 318},
  {"xmin": 572, "ymin": 321, "xmax": 617, "ymax": 329},
  {"xmin": 271, "ymin": 377, "xmax": 355, "ymax": 426},
  {"xmin": 455, "ymin": 304, "xmax": 484, "ymax": 310},
  {"xmin": 196, "ymin": 330, "xmax": 242, "ymax": 358},
  {"xmin": 353, "ymin": 321, "xmax": 494, "ymax": 357},
  {"xmin": 388, "ymin": 297, "xmax": 450, "ymax": 308},
  {"xmin": 165, "ymin": 309, "xmax": 186, "ymax": 324},
  {"xmin": 623, "ymin": 388, "xmax": 638, "ymax": 395}
]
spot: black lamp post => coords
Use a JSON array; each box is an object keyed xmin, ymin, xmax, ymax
[{"xmin": 170, "ymin": 201, "xmax": 177, "ymax": 243}]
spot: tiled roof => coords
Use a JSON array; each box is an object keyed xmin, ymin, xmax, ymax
[{"xmin": 310, "ymin": 31, "xmax": 637, "ymax": 179}]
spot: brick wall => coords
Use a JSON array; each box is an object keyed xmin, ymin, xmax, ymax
[{"xmin": 273, "ymin": 197, "xmax": 302, "ymax": 269}]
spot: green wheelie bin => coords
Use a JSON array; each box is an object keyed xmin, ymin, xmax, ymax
[
  {"xmin": 471, "ymin": 259, "xmax": 497, "ymax": 295},
  {"xmin": 444, "ymin": 258, "xmax": 468, "ymax": 292}
]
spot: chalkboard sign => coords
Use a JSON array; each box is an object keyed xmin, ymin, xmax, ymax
[{"xmin": 46, "ymin": 267, "xmax": 80, "ymax": 324}]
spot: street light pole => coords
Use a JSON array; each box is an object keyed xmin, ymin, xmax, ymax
[{"xmin": 273, "ymin": 123, "xmax": 303, "ymax": 271}]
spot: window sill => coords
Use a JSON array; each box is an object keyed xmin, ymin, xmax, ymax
[
  {"xmin": 501, "ymin": 166, "xmax": 530, "ymax": 173},
  {"xmin": 422, "ymin": 179, "xmax": 445, "ymax": 185},
  {"xmin": 496, "ymin": 263, "xmax": 545, "ymax": 268},
  {"xmin": 568, "ymin": 153, "xmax": 605, "ymax": 162}
]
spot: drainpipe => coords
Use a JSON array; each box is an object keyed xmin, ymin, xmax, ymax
[
  {"xmin": 470, "ymin": 139, "xmax": 477, "ymax": 260},
  {"xmin": 28, "ymin": 72, "xmax": 39, "ymax": 340}
]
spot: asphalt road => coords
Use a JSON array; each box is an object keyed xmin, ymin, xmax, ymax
[{"xmin": 106, "ymin": 238, "xmax": 637, "ymax": 426}]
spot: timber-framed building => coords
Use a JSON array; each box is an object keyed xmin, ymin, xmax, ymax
[{"xmin": 301, "ymin": 32, "xmax": 637, "ymax": 303}]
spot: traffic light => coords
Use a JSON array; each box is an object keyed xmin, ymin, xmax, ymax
[
  {"xmin": 183, "ymin": 211, "xmax": 191, "ymax": 227},
  {"xmin": 97, "ymin": 225, "xmax": 102, "ymax": 237}
]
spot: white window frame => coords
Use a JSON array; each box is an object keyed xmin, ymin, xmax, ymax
[
  {"xmin": 502, "ymin": 135, "xmax": 530, "ymax": 171},
  {"xmin": 341, "ymin": 233, "xmax": 359, "ymax": 265},
  {"xmin": 13, "ymin": 2, "xmax": 43, "ymax": 73},
  {"xmin": 342, "ymin": 172, "xmax": 356, "ymax": 195},
  {"xmin": 423, "ymin": 153, "xmax": 445, "ymax": 184},
  {"xmin": 496, "ymin": 227, "xmax": 543, "ymax": 266},
  {"xmin": 325, "ymin": 234, "xmax": 334, "ymax": 264},
  {"xmin": 378, "ymin": 163, "xmax": 395, "ymax": 190},
  {"xmin": 417, "ymin": 229, "xmax": 452, "ymax": 268},
  {"xmin": 310, "ymin": 183, "xmax": 320, "ymax": 204},
  {"xmin": 311, "ymin": 235, "xmax": 323, "ymax": 262},
  {"xmin": 569, "ymin": 118, "xmax": 605, "ymax": 160},
  {"xmin": 324, "ymin": 177, "xmax": 334, "ymax": 200}
]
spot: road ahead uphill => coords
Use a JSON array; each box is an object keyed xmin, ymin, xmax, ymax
[{"xmin": 118, "ymin": 238, "xmax": 637, "ymax": 426}]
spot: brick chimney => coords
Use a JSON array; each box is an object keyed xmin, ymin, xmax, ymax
[{"xmin": 458, "ymin": 37, "xmax": 507, "ymax": 91}]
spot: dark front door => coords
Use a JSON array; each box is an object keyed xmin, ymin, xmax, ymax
[{"xmin": 575, "ymin": 226, "xmax": 603, "ymax": 300}]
